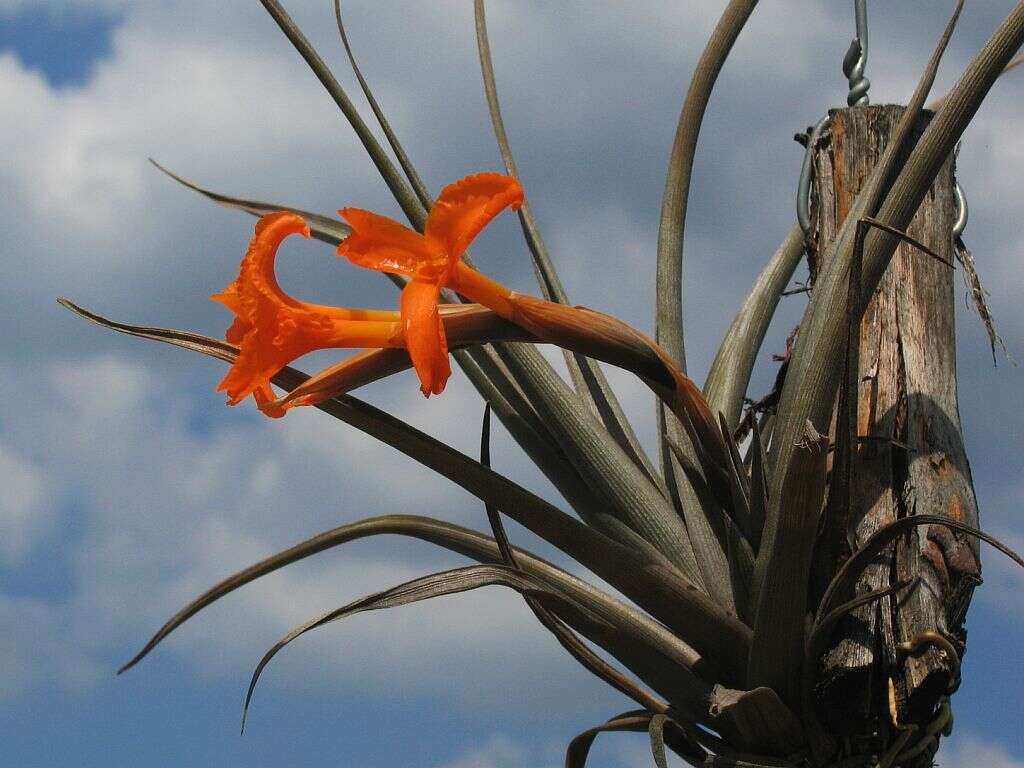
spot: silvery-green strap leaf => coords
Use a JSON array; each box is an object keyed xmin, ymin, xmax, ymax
[
  {"xmin": 927, "ymin": 50, "xmax": 1024, "ymax": 110},
  {"xmin": 472, "ymin": 0, "xmax": 657, "ymax": 484},
  {"xmin": 106, "ymin": 506, "xmax": 701, "ymax": 701},
  {"xmin": 704, "ymin": 223, "xmax": 804, "ymax": 432},
  {"xmin": 655, "ymin": 0, "xmax": 760, "ymax": 371},
  {"xmin": 653, "ymin": 0, "xmax": 761, "ymax": 608},
  {"xmin": 479, "ymin": 405, "xmax": 671, "ymax": 714},
  {"xmin": 240, "ymin": 564, "xmax": 604, "ymax": 730},
  {"xmin": 748, "ymin": 421, "xmax": 829, "ymax": 708},
  {"xmin": 494, "ymin": 341, "xmax": 704, "ymax": 582}
]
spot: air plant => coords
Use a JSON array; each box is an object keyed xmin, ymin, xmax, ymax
[{"xmin": 62, "ymin": 1, "xmax": 1024, "ymax": 766}]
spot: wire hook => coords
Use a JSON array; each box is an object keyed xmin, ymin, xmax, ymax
[
  {"xmin": 797, "ymin": 115, "xmax": 832, "ymax": 240},
  {"xmin": 952, "ymin": 181, "xmax": 968, "ymax": 238},
  {"xmin": 843, "ymin": 0, "xmax": 871, "ymax": 106},
  {"xmin": 952, "ymin": 144, "xmax": 968, "ymax": 238}
]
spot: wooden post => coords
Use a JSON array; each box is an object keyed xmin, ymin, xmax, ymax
[{"xmin": 809, "ymin": 105, "xmax": 981, "ymax": 757}]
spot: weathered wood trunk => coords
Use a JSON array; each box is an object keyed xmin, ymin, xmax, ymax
[{"xmin": 808, "ymin": 105, "xmax": 981, "ymax": 763}]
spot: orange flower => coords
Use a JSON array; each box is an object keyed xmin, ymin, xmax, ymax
[
  {"xmin": 212, "ymin": 212, "xmax": 403, "ymax": 416},
  {"xmin": 338, "ymin": 172, "xmax": 524, "ymax": 395}
]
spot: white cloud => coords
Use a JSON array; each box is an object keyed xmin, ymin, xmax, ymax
[
  {"xmin": 435, "ymin": 734, "xmax": 562, "ymax": 768},
  {"xmin": 973, "ymin": 527, "xmax": 1024, "ymax": 620},
  {"xmin": 0, "ymin": 593, "xmax": 103, "ymax": 701},
  {"xmin": 435, "ymin": 735, "xmax": 525, "ymax": 768},
  {"xmin": 0, "ymin": 443, "xmax": 54, "ymax": 566},
  {"xmin": 940, "ymin": 736, "xmax": 1024, "ymax": 768}
]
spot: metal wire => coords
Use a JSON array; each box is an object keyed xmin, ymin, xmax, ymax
[
  {"xmin": 798, "ymin": 1, "xmax": 871, "ymax": 238},
  {"xmin": 952, "ymin": 145, "xmax": 969, "ymax": 238},
  {"xmin": 797, "ymin": 116, "xmax": 832, "ymax": 240},
  {"xmin": 953, "ymin": 181, "xmax": 968, "ymax": 237},
  {"xmin": 843, "ymin": 0, "xmax": 871, "ymax": 106}
]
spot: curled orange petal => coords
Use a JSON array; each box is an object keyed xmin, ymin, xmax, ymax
[
  {"xmin": 400, "ymin": 279, "xmax": 451, "ymax": 396},
  {"xmin": 213, "ymin": 212, "xmax": 402, "ymax": 409},
  {"xmin": 425, "ymin": 173, "xmax": 524, "ymax": 261},
  {"xmin": 337, "ymin": 208, "xmax": 447, "ymax": 280}
]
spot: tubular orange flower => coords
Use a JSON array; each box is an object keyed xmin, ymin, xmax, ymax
[
  {"xmin": 212, "ymin": 211, "xmax": 403, "ymax": 416},
  {"xmin": 337, "ymin": 172, "xmax": 524, "ymax": 395}
]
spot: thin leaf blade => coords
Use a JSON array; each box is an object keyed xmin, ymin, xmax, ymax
[{"xmin": 472, "ymin": 0, "xmax": 656, "ymax": 482}]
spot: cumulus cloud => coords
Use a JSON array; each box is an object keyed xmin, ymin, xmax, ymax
[{"xmin": 940, "ymin": 736, "xmax": 1024, "ymax": 768}]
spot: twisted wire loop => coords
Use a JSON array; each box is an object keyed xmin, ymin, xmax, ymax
[
  {"xmin": 798, "ymin": 1, "xmax": 871, "ymax": 243},
  {"xmin": 843, "ymin": 0, "xmax": 871, "ymax": 106}
]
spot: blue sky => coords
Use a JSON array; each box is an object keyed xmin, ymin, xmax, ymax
[
  {"xmin": 1, "ymin": 2, "xmax": 1023, "ymax": 767},
  {"xmin": 0, "ymin": 4, "xmax": 118, "ymax": 86}
]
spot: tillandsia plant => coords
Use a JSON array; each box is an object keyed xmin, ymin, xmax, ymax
[{"xmin": 61, "ymin": 1, "xmax": 1024, "ymax": 766}]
